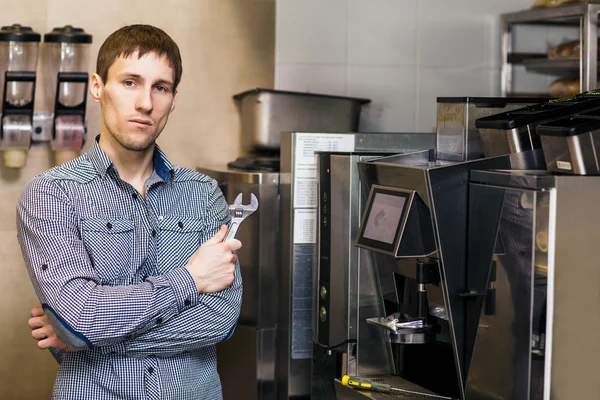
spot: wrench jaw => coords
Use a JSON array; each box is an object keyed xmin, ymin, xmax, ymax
[
  {"xmin": 228, "ymin": 193, "xmax": 259, "ymax": 219},
  {"xmin": 232, "ymin": 193, "xmax": 243, "ymax": 206},
  {"xmin": 225, "ymin": 193, "xmax": 259, "ymax": 240},
  {"xmin": 248, "ymin": 193, "xmax": 258, "ymax": 211}
]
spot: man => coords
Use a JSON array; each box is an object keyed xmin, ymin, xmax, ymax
[{"xmin": 17, "ymin": 24, "xmax": 242, "ymax": 400}]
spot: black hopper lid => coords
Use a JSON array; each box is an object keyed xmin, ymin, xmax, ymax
[
  {"xmin": 44, "ymin": 25, "xmax": 92, "ymax": 44},
  {"xmin": 537, "ymin": 108, "xmax": 600, "ymax": 137},
  {"xmin": 476, "ymin": 96, "xmax": 600, "ymax": 130},
  {"xmin": 0, "ymin": 24, "xmax": 41, "ymax": 42}
]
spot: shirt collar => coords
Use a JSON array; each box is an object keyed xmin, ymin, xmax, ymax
[{"xmin": 87, "ymin": 135, "xmax": 174, "ymax": 182}]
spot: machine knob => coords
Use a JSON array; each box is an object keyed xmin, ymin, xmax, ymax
[
  {"xmin": 320, "ymin": 285, "xmax": 327, "ymax": 300},
  {"xmin": 319, "ymin": 306, "xmax": 327, "ymax": 322}
]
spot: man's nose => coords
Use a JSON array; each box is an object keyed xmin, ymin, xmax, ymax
[{"xmin": 135, "ymin": 88, "xmax": 153, "ymax": 113}]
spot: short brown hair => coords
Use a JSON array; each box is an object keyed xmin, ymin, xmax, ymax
[{"xmin": 96, "ymin": 24, "xmax": 183, "ymax": 91}]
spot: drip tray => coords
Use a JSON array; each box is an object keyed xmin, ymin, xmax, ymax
[{"xmin": 228, "ymin": 156, "xmax": 280, "ymax": 172}]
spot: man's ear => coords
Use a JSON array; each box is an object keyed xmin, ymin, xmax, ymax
[
  {"xmin": 170, "ymin": 91, "xmax": 177, "ymax": 113},
  {"xmin": 89, "ymin": 74, "xmax": 103, "ymax": 103}
]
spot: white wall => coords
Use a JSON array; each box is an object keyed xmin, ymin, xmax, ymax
[{"xmin": 275, "ymin": 0, "xmax": 556, "ymax": 133}]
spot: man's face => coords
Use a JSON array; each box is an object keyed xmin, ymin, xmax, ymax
[{"xmin": 91, "ymin": 51, "xmax": 176, "ymax": 152}]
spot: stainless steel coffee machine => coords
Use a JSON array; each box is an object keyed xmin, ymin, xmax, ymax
[
  {"xmin": 333, "ymin": 94, "xmax": 600, "ymax": 400},
  {"xmin": 331, "ymin": 97, "xmax": 551, "ymax": 400},
  {"xmin": 345, "ymin": 150, "xmax": 538, "ymax": 399}
]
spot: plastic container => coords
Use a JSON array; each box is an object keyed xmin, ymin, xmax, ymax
[
  {"xmin": 436, "ymin": 97, "xmax": 548, "ymax": 161},
  {"xmin": 0, "ymin": 24, "xmax": 40, "ymax": 107},
  {"xmin": 43, "ymin": 25, "xmax": 92, "ymax": 110}
]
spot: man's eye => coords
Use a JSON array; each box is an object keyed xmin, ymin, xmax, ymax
[
  {"xmin": 124, "ymin": 80, "xmax": 135, "ymax": 87},
  {"xmin": 156, "ymin": 85, "xmax": 167, "ymax": 92}
]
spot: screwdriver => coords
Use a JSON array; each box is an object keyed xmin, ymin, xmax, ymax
[{"xmin": 341, "ymin": 375, "xmax": 457, "ymax": 399}]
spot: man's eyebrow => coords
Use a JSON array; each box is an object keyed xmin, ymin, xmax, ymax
[
  {"xmin": 116, "ymin": 72, "xmax": 173, "ymax": 87},
  {"xmin": 117, "ymin": 72, "xmax": 143, "ymax": 80},
  {"xmin": 154, "ymin": 78, "xmax": 174, "ymax": 87}
]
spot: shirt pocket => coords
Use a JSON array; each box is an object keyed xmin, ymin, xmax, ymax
[
  {"xmin": 80, "ymin": 218, "xmax": 135, "ymax": 283},
  {"xmin": 156, "ymin": 217, "xmax": 205, "ymax": 274}
]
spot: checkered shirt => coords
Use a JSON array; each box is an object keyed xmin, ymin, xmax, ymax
[{"xmin": 16, "ymin": 138, "xmax": 242, "ymax": 399}]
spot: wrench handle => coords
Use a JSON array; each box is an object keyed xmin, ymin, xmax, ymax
[{"xmin": 225, "ymin": 221, "xmax": 239, "ymax": 241}]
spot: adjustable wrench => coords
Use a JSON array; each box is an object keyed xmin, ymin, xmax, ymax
[{"xmin": 225, "ymin": 193, "xmax": 259, "ymax": 241}]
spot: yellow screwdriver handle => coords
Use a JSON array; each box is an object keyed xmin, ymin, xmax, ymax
[{"xmin": 342, "ymin": 375, "xmax": 392, "ymax": 393}]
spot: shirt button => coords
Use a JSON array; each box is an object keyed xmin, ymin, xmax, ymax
[
  {"xmin": 41, "ymin": 264, "xmax": 48, "ymax": 271},
  {"xmin": 184, "ymin": 299, "xmax": 191, "ymax": 307},
  {"xmin": 106, "ymin": 222, "xmax": 113, "ymax": 229},
  {"xmin": 177, "ymin": 221, "xmax": 184, "ymax": 229},
  {"xmin": 151, "ymin": 229, "xmax": 156, "ymax": 237},
  {"xmin": 156, "ymin": 317, "xmax": 163, "ymax": 324},
  {"xmin": 147, "ymin": 367, "xmax": 154, "ymax": 373},
  {"xmin": 132, "ymin": 193, "xmax": 138, "ymax": 200}
]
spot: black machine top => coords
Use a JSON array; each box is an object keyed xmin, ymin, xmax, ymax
[
  {"xmin": 0, "ymin": 24, "xmax": 40, "ymax": 42},
  {"xmin": 436, "ymin": 96, "xmax": 549, "ymax": 108},
  {"xmin": 227, "ymin": 156, "xmax": 280, "ymax": 172},
  {"xmin": 537, "ymin": 107, "xmax": 600, "ymax": 137},
  {"xmin": 44, "ymin": 26, "xmax": 92, "ymax": 44},
  {"xmin": 475, "ymin": 95, "xmax": 600, "ymax": 130}
]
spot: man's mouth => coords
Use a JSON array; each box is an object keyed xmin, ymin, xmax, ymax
[{"xmin": 129, "ymin": 118, "xmax": 153, "ymax": 126}]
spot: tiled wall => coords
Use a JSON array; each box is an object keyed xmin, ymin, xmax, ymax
[
  {"xmin": 276, "ymin": 0, "xmax": 560, "ymax": 133},
  {"xmin": 0, "ymin": 1, "xmax": 274, "ymax": 398}
]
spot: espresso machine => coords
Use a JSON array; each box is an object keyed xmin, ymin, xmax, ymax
[
  {"xmin": 333, "ymin": 93, "xmax": 600, "ymax": 400},
  {"xmin": 332, "ymin": 97, "xmax": 557, "ymax": 399}
]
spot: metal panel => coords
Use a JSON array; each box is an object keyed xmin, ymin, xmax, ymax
[
  {"xmin": 465, "ymin": 183, "xmax": 540, "ymax": 400},
  {"xmin": 465, "ymin": 172, "xmax": 600, "ymax": 400},
  {"xmin": 549, "ymin": 176, "xmax": 600, "ymax": 399},
  {"xmin": 196, "ymin": 166, "xmax": 279, "ymax": 400},
  {"xmin": 196, "ymin": 166, "xmax": 280, "ymax": 328}
]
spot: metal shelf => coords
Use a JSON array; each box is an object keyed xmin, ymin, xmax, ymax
[
  {"xmin": 522, "ymin": 58, "xmax": 592, "ymax": 75},
  {"xmin": 505, "ymin": 92, "xmax": 553, "ymax": 98},
  {"xmin": 501, "ymin": 2, "xmax": 600, "ymax": 96},
  {"xmin": 503, "ymin": 2, "xmax": 600, "ymax": 24},
  {"xmin": 507, "ymin": 52, "xmax": 548, "ymax": 64}
]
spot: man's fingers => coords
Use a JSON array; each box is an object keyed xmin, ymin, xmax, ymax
[
  {"xmin": 30, "ymin": 306, "xmax": 44, "ymax": 318},
  {"xmin": 202, "ymin": 225, "xmax": 228, "ymax": 246},
  {"xmin": 31, "ymin": 326, "xmax": 52, "ymax": 340},
  {"xmin": 37, "ymin": 338, "xmax": 51, "ymax": 350},
  {"xmin": 28, "ymin": 316, "xmax": 47, "ymax": 330}
]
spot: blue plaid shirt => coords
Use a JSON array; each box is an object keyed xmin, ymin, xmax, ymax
[{"xmin": 17, "ymin": 138, "xmax": 242, "ymax": 400}]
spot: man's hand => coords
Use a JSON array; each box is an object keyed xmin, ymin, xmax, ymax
[
  {"xmin": 28, "ymin": 306, "xmax": 74, "ymax": 351},
  {"xmin": 186, "ymin": 224, "xmax": 242, "ymax": 293}
]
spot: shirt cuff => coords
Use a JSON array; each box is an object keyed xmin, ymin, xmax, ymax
[{"xmin": 162, "ymin": 267, "xmax": 200, "ymax": 312}]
